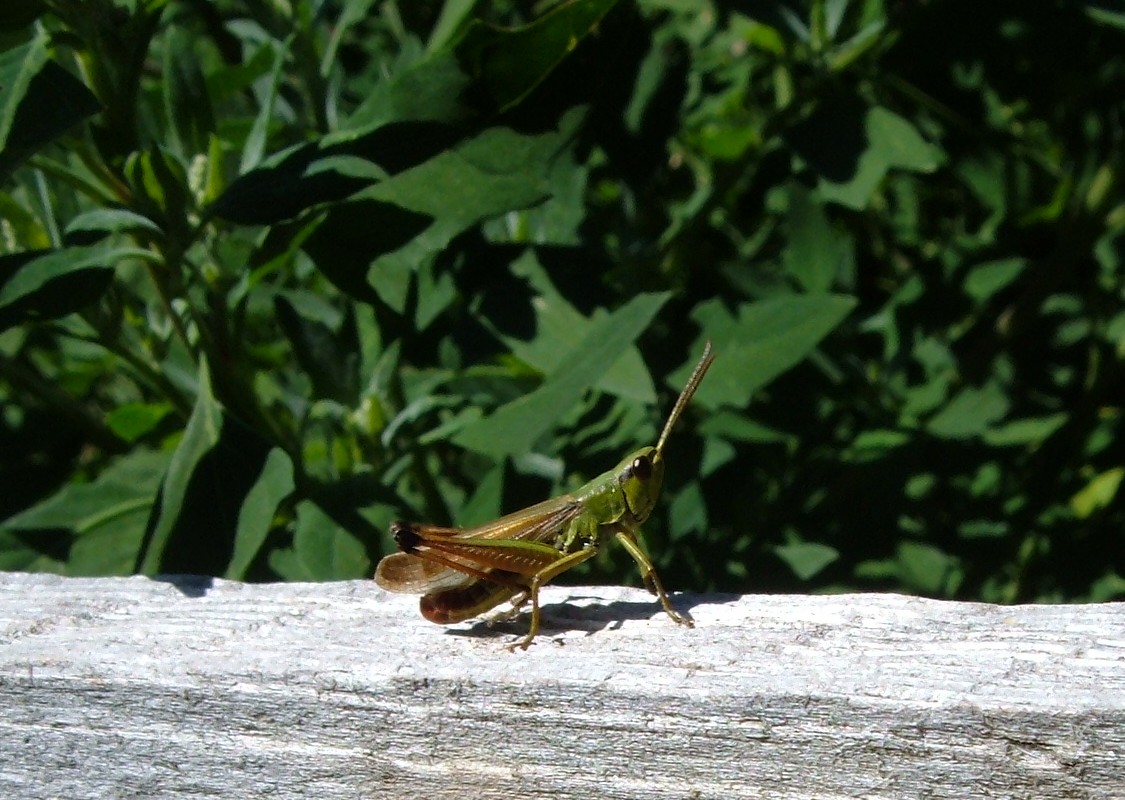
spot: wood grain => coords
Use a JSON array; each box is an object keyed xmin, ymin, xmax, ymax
[{"xmin": 1, "ymin": 573, "xmax": 1122, "ymax": 799}]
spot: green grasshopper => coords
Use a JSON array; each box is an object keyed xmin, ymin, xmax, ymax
[{"xmin": 375, "ymin": 342, "xmax": 714, "ymax": 650}]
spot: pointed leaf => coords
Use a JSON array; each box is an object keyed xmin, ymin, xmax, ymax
[
  {"xmin": 137, "ymin": 359, "xmax": 274, "ymax": 575},
  {"xmin": 0, "ymin": 245, "xmax": 151, "ymax": 332},
  {"xmin": 267, "ymin": 500, "xmax": 369, "ymax": 580},
  {"xmin": 454, "ymin": 292, "xmax": 670, "ymax": 456},
  {"xmin": 0, "ymin": 35, "xmax": 100, "ymax": 177},
  {"xmin": 226, "ymin": 448, "xmax": 296, "ymax": 579},
  {"xmin": 1, "ymin": 450, "xmax": 169, "ymax": 575},
  {"xmin": 687, "ymin": 295, "xmax": 857, "ymax": 408}
]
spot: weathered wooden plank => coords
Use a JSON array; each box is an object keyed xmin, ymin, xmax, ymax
[{"xmin": 0, "ymin": 572, "xmax": 1122, "ymax": 799}]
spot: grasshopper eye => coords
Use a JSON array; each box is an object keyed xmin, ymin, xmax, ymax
[{"xmin": 631, "ymin": 455, "xmax": 652, "ymax": 480}]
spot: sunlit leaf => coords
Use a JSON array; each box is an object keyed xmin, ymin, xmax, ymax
[
  {"xmin": 775, "ymin": 542, "xmax": 840, "ymax": 580},
  {"xmin": 685, "ymin": 295, "xmax": 857, "ymax": 408},
  {"xmin": 454, "ymin": 292, "xmax": 670, "ymax": 456}
]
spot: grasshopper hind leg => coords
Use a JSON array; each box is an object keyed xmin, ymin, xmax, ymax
[{"xmin": 505, "ymin": 546, "xmax": 601, "ymax": 651}]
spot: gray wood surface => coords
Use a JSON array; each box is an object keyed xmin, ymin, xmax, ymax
[{"xmin": 0, "ymin": 572, "xmax": 1122, "ymax": 799}]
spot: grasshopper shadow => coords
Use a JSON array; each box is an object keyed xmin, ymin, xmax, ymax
[{"xmin": 446, "ymin": 592, "xmax": 711, "ymax": 642}]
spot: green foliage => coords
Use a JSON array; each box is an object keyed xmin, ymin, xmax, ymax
[{"xmin": 1, "ymin": 0, "xmax": 1122, "ymax": 603}]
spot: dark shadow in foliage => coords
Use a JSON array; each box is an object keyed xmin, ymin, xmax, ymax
[
  {"xmin": 301, "ymin": 199, "xmax": 434, "ymax": 306},
  {"xmin": 887, "ymin": 0, "xmax": 1110, "ymax": 151},
  {"xmin": 452, "ymin": 0, "xmax": 625, "ymax": 118},
  {"xmin": 274, "ymin": 295, "xmax": 360, "ymax": 405},
  {"xmin": 0, "ymin": 0, "xmax": 47, "ymax": 28},
  {"xmin": 491, "ymin": 3, "xmax": 692, "ymax": 204},
  {"xmin": 206, "ymin": 120, "xmax": 464, "ymax": 225},
  {"xmin": 394, "ymin": 234, "xmax": 541, "ymax": 367},
  {"xmin": 134, "ymin": 416, "xmax": 272, "ymax": 577},
  {"xmin": 782, "ymin": 91, "xmax": 869, "ymax": 184},
  {"xmin": 457, "ymin": 239, "xmax": 537, "ymax": 342},
  {"xmin": 7, "ymin": 528, "xmax": 74, "ymax": 563},
  {"xmin": 205, "ymin": 145, "xmax": 361, "ymax": 224},
  {"xmin": 480, "ymin": 5, "xmax": 696, "ymax": 301},
  {"xmin": 731, "ymin": 1, "xmax": 809, "ymax": 33},
  {"xmin": 0, "ymin": 390, "xmax": 89, "ymax": 520},
  {"xmin": 535, "ymin": 245, "xmax": 620, "ymax": 317},
  {"xmin": 579, "ymin": 7, "xmax": 691, "ymax": 191}
]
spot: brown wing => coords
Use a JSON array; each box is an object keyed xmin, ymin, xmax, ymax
[{"xmin": 374, "ymin": 550, "xmax": 473, "ymax": 593}]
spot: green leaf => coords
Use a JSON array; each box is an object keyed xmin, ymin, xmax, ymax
[
  {"xmin": 126, "ymin": 147, "xmax": 190, "ymax": 221},
  {"xmin": 226, "ymin": 448, "xmax": 296, "ymax": 580},
  {"xmin": 427, "ymin": 0, "xmax": 477, "ymax": 52},
  {"xmin": 958, "ymin": 520, "xmax": 1009, "ymax": 539},
  {"xmin": 64, "ymin": 209, "xmax": 165, "ymax": 239},
  {"xmin": 905, "ymin": 473, "xmax": 936, "ymax": 500},
  {"xmin": 789, "ymin": 98, "xmax": 944, "ymax": 209},
  {"xmin": 866, "ymin": 106, "xmax": 943, "ymax": 171},
  {"xmin": 964, "ymin": 258, "xmax": 1027, "ymax": 302},
  {"xmin": 850, "ymin": 429, "xmax": 910, "ymax": 450},
  {"xmin": 1070, "ymin": 467, "xmax": 1124, "ymax": 519},
  {"xmin": 357, "ymin": 121, "xmax": 577, "ymax": 318},
  {"xmin": 0, "ymin": 191, "xmax": 50, "ymax": 248},
  {"xmin": 456, "ymin": 462, "xmax": 505, "ymax": 528},
  {"xmin": 0, "ymin": 245, "xmax": 150, "ymax": 332},
  {"xmin": 698, "ymin": 409, "xmax": 795, "ymax": 444},
  {"xmin": 453, "ymin": 291, "xmax": 671, "ymax": 456},
  {"xmin": 0, "ymin": 34, "xmax": 47, "ymax": 144},
  {"xmin": 1, "ymin": 450, "xmax": 169, "ymax": 575},
  {"xmin": 895, "ymin": 541, "xmax": 960, "ymax": 596},
  {"xmin": 345, "ymin": 50, "xmax": 472, "ymax": 131},
  {"xmin": 1086, "ymin": 3, "xmax": 1125, "ymax": 31},
  {"xmin": 492, "ymin": 250, "xmax": 656, "ymax": 404},
  {"xmin": 456, "ymin": 0, "xmax": 622, "ymax": 112},
  {"xmin": 926, "ymin": 382, "xmax": 1010, "ymax": 440},
  {"xmin": 774, "ymin": 542, "xmax": 840, "ymax": 580},
  {"xmin": 240, "ymin": 40, "xmax": 287, "ymax": 172},
  {"xmin": 668, "ymin": 481, "xmax": 707, "ymax": 541},
  {"xmin": 828, "ymin": 19, "xmax": 885, "ymax": 72},
  {"xmin": 784, "ymin": 183, "xmax": 853, "ymax": 293},
  {"xmin": 1087, "ymin": 571, "xmax": 1125, "ymax": 602},
  {"xmin": 105, "ymin": 401, "xmax": 174, "ymax": 442},
  {"xmin": 686, "ymin": 294, "xmax": 857, "ymax": 408},
  {"xmin": 323, "ymin": 0, "xmax": 380, "ymax": 74},
  {"xmin": 274, "ymin": 293, "xmax": 358, "ymax": 403},
  {"xmin": 982, "ymin": 413, "xmax": 1067, "ymax": 447},
  {"xmin": 209, "ymin": 121, "xmax": 461, "ymax": 225},
  {"xmin": 267, "ymin": 500, "xmax": 369, "ymax": 581},
  {"xmin": 300, "ymin": 200, "xmax": 434, "ymax": 305},
  {"xmin": 359, "ymin": 124, "xmax": 562, "ymax": 231}
]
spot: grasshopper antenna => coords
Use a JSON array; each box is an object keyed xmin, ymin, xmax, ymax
[{"xmin": 656, "ymin": 341, "xmax": 714, "ymax": 455}]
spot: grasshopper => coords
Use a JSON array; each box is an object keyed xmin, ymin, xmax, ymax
[{"xmin": 375, "ymin": 342, "xmax": 714, "ymax": 650}]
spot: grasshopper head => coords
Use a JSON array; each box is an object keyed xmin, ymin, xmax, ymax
[
  {"xmin": 618, "ymin": 446, "xmax": 665, "ymax": 524},
  {"xmin": 618, "ymin": 341, "xmax": 714, "ymax": 525}
]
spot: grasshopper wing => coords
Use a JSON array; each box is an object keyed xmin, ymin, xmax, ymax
[{"xmin": 374, "ymin": 494, "xmax": 583, "ymax": 593}]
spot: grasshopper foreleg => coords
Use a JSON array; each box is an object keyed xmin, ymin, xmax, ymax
[{"xmin": 614, "ymin": 529, "xmax": 694, "ymax": 629}]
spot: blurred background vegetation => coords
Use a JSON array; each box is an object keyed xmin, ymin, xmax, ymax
[{"xmin": 1, "ymin": 0, "xmax": 1123, "ymax": 604}]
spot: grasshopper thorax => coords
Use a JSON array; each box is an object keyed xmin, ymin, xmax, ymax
[{"xmin": 618, "ymin": 445, "xmax": 665, "ymax": 523}]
